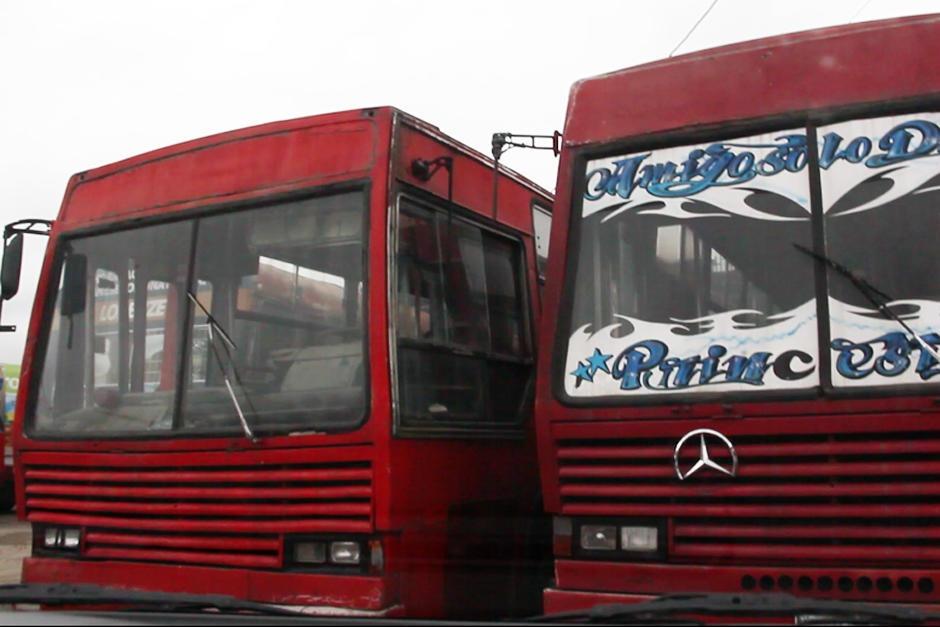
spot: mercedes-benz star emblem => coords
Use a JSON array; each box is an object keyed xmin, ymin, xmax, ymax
[{"xmin": 673, "ymin": 428, "xmax": 738, "ymax": 480}]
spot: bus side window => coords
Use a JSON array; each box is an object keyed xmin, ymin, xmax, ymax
[{"xmin": 395, "ymin": 197, "xmax": 532, "ymax": 433}]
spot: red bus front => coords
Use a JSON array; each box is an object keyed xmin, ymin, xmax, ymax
[
  {"xmin": 14, "ymin": 107, "xmax": 550, "ymax": 618},
  {"xmin": 537, "ymin": 15, "xmax": 940, "ymax": 614}
]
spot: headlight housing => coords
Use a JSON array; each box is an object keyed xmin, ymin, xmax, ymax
[
  {"xmin": 38, "ymin": 526, "xmax": 82, "ymax": 552},
  {"xmin": 285, "ymin": 536, "xmax": 376, "ymax": 572},
  {"xmin": 564, "ymin": 519, "xmax": 665, "ymax": 560}
]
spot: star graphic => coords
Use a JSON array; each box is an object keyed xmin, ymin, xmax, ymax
[
  {"xmin": 571, "ymin": 361, "xmax": 594, "ymax": 385},
  {"xmin": 586, "ymin": 348, "xmax": 613, "ymax": 377}
]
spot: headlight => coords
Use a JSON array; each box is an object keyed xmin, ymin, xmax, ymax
[
  {"xmin": 62, "ymin": 529, "xmax": 81, "ymax": 550},
  {"xmin": 580, "ymin": 524, "xmax": 617, "ymax": 551},
  {"xmin": 330, "ymin": 541, "xmax": 362, "ymax": 565},
  {"xmin": 621, "ymin": 526, "xmax": 658, "ymax": 552}
]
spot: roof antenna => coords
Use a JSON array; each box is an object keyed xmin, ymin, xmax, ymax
[{"xmin": 490, "ymin": 132, "xmax": 561, "ymax": 219}]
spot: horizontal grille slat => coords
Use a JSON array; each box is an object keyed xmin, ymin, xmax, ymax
[
  {"xmin": 560, "ymin": 460, "xmax": 940, "ymax": 479},
  {"xmin": 84, "ymin": 531, "xmax": 280, "ymax": 552},
  {"xmin": 26, "ymin": 484, "xmax": 371, "ymax": 500},
  {"xmin": 559, "ymin": 438, "xmax": 940, "ymax": 460},
  {"xmin": 27, "ymin": 498, "xmax": 371, "ymax": 518},
  {"xmin": 674, "ymin": 523, "xmax": 940, "ymax": 541},
  {"xmin": 22, "ymin": 448, "xmax": 375, "ymax": 570},
  {"xmin": 554, "ymin": 423, "xmax": 940, "ymax": 566},
  {"xmin": 29, "ymin": 511, "xmax": 372, "ymax": 534},
  {"xmin": 25, "ymin": 468, "xmax": 371, "ymax": 484},
  {"xmin": 84, "ymin": 547, "xmax": 281, "ymax": 569},
  {"xmin": 561, "ymin": 482, "xmax": 940, "ymax": 498},
  {"xmin": 672, "ymin": 543, "xmax": 940, "ymax": 563}
]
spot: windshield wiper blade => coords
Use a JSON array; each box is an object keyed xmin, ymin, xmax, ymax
[
  {"xmin": 794, "ymin": 243, "xmax": 940, "ymax": 364},
  {"xmin": 0, "ymin": 582, "xmax": 302, "ymax": 616},
  {"xmin": 187, "ymin": 290, "xmax": 258, "ymax": 443},
  {"xmin": 532, "ymin": 592, "xmax": 938, "ymax": 624}
]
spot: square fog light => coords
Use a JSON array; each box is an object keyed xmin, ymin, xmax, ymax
[
  {"xmin": 330, "ymin": 541, "xmax": 362, "ymax": 564},
  {"xmin": 580, "ymin": 525, "xmax": 617, "ymax": 551},
  {"xmin": 292, "ymin": 541, "xmax": 326, "ymax": 565},
  {"xmin": 621, "ymin": 526, "xmax": 658, "ymax": 552},
  {"xmin": 43, "ymin": 528, "xmax": 59, "ymax": 548}
]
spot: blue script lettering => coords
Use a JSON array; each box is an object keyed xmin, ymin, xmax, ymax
[
  {"xmin": 832, "ymin": 332, "xmax": 940, "ymax": 381},
  {"xmin": 586, "ymin": 119, "xmax": 940, "ymax": 203},
  {"xmin": 577, "ymin": 341, "xmax": 815, "ymax": 392}
]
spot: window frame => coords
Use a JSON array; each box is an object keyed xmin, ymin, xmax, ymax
[
  {"xmin": 390, "ymin": 192, "xmax": 535, "ymax": 439},
  {"xmin": 26, "ymin": 181, "xmax": 372, "ymax": 441}
]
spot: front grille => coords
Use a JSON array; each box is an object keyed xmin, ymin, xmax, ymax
[
  {"xmin": 555, "ymin": 419, "xmax": 940, "ymax": 566},
  {"xmin": 23, "ymin": 446, "xmax": 374, "ymax": 570}
]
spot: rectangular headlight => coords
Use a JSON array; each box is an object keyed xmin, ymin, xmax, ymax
[
  {"xmin": 62, "ymin": 529, "xmax": 81, "ymax": 550},
  {"xmin": 621, "ymin": 526, "xmax": 658, "ymax": 552},
  {"xmin": 292, "ymin": 541, "xmax": 326, "ymax": 565},
  {"xmin": 580, "ymin": 524, "xmax": 617, "ymax": 551},
  {"xmin": 43, "ymin": 528, "xmax": 59, "ymax": 548},
  {"xmin": 330, "ymin": 541, "xmax": 362, "ymax": 564}
]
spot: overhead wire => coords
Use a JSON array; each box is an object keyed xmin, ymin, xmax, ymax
[
  {"xmin": 849, "ymin": 0, "xmax": 875, "ymax": 23},
  {"xmin": 669, "ymin": 0, "xmax": 720, "ymax": 57}
]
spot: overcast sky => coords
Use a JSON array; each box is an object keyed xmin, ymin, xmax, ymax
[{"xmin": 0, "ymin": 0, "xmax": 937, "ymax": 364}]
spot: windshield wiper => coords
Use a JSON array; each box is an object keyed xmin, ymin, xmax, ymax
[
  {"xmin": 794, "ymin": 243, "xmax": 940, "ymax": 364},
  {"xmin": 0, "ymin": 582, "xmax": 302, "ymax": 616},
  {"xmin": 532, "ymin": 592, "xmax": 939, "ymax": 624},
  {"xmin": 187, "ymin": 290, "xmax": 258, "ymax": 443}
]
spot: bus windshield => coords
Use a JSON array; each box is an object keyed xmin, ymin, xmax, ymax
[
  {"xmin": 33, "ymin": 190, "xmax": 367, "ymax": 437},
  {"xmin": 564, "ymin": 113, "xmax": 940, "ymax": 401}
]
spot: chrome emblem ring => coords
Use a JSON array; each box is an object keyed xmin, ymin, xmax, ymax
[{"xmin": 674, "ymin": 428, "xmax": 738, "ymax": 480}]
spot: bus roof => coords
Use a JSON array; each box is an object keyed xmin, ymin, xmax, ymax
[
  {"xmin": 563, "ymin": 13, "xmax": 940, "ymax": 147},
  {"xmin": 58, "ymin": 106, "xmax": 549, "ymax": 228}
]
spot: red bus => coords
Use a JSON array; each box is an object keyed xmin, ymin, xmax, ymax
[
  {"xmin": 537, "ymin": 15, "xmax": 940, "ymax": 613},
  {"xmin": 5, "ymin": 107, "xmax": 552, "ymax": 618}
]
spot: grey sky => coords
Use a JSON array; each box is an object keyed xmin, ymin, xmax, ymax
[{"xmin": 0, "ymin": 0, "xmax": 936, "ymax": 363}]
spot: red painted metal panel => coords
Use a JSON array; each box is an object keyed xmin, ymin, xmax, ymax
[
  {"xmin": 63, "ymin": 120, "xmax": 376, "ymax": 227},
  {"xmin": 564, "ymin": 15, "xmax": 940, "ymax": 146}
]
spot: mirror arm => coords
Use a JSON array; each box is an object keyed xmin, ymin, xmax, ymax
[
  {"xmin": 0, "ymin": 301, "xmax": 12, "ymax": 334},
  {"xmin": 0, "ymin": 218, "xmax": 54, "ymax": 333},
  {"xmin": 4, "ymin": 219, "xmax": 53, "ymax": 239}
]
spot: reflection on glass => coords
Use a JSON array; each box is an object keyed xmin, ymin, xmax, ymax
[
  {"xmin": 182, "ymin": 193, "xmax": 365, "ymax": 433},
  {"xmin": 35, "ymin": 221, "xmax": 191, "ymax": 433},
  {"xmin": 396, "ymin": 199, "xmax": 530, "ymax": 426}
]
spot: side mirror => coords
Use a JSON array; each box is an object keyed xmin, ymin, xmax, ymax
[
  {"xmin": 1, "ymin": 234, "xmax": 23, "ymax": 301},
  {"xmin": 60, "ymin": 253, "xmax": 88, "ymax": 317}
]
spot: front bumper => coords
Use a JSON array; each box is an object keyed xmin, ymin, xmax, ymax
[
  {"xmin": 546, "ymin": 559, "xmax": 940, "ymax": 613},
  {"xmin": 24, "ymin": 556, "xmax": 400, "ymax": 615}
]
